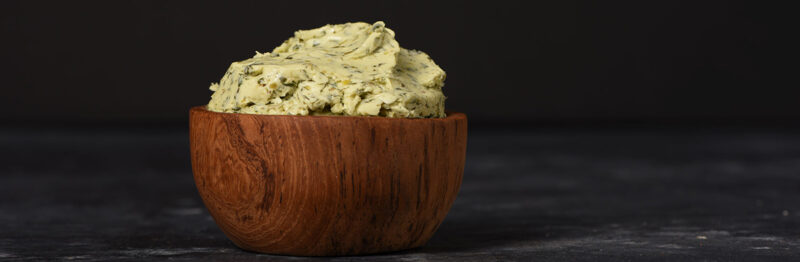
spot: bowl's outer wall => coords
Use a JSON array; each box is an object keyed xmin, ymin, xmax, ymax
[{"xmin": 189, "ymin": 106, "xmax": 468, "ymax": 256}]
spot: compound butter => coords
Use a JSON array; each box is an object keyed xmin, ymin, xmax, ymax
[{"xmin": 207, "ymin": 21, "xmax": 446, "ymax": 118}]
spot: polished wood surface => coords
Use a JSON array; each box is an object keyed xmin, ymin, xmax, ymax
[{"xmin": 189, "ymin": 106, "xmax": 468, "ymax": 256}]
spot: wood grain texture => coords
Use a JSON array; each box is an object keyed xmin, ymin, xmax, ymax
[{"xmin": 189, "ymin": 106, "xmax": 468, "ymax": 256}]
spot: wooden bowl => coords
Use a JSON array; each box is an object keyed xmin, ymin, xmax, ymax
[{"xmin": 189, "ymin": 106, "xmax": 468, "ymax": 256}]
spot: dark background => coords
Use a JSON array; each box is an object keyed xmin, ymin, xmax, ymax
[
  {"xmin": 0, "ymin": 0, "xmax": 792, "ymax": 126},
  {"xmin": 4, "ymin": 1, "xmax": 800, "ymax": 260}
]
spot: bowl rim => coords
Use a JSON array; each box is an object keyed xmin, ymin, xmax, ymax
[{"xmin": 190, "ymin": 105, "xmax": 466, "ymax": 122}]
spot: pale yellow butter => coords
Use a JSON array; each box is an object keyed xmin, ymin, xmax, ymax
[{"xmin": 207, "ymin": 21, "xmax": 446, "ymax": 118}]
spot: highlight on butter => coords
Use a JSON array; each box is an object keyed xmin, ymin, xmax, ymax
[{"xmin": 207, "ymin": 21, "xmax": 447, "ymax": 118}]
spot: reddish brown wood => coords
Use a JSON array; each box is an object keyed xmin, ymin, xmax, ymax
[{"xmin": 189, "ymin": 106, "xmax": 468, "ymax": 256}]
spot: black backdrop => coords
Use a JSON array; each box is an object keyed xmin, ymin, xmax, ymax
[{"xmin": 0, "ymin": 0, "xmax": 790, "ymax": 126}]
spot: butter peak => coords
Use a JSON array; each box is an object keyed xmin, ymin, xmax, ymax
[{"xmin": 207, "ymin": 21, "xmax": 446, "ymax": 118}]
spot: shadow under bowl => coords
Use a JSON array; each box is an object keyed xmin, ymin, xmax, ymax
[{"xmin": 189, "ymin": 106, "xmax": 468, "ymax": 256}]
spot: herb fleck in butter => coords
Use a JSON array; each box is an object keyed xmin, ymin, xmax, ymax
[{"xmin": 207, "ymin": 21, "xmax": 446, "ymax": 118}]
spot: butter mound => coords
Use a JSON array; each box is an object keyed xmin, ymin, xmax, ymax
[{"xmin": 207, "ymin": 21, "xmax": 446, "ymax": 118}]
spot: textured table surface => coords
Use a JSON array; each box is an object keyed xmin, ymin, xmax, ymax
[{"xmin": 1, "ymin": 127, "xmax": 800, "ymax": 261}]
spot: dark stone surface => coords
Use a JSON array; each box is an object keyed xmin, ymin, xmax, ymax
[{"xmin": 2, "ymin": 127, "xmax": 800, "ymax": 261}]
